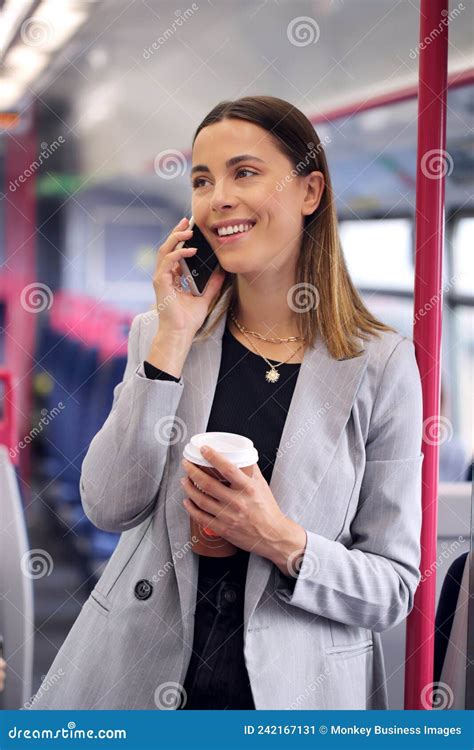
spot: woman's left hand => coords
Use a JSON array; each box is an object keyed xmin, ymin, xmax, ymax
[{"xmin": 180, "ymin": 445, "xmax": 288, "ymax": 559}]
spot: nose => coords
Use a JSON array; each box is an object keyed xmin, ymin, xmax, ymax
[{"xmin": 210, "ymin": 176, "xmax": 237, "ymax": 212}]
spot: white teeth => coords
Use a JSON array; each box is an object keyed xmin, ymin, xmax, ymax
[{"xmin": 217, "ymin": 222, "xmax": 254, "ymax": 237}]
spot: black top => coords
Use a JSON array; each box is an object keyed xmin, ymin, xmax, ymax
[{"xmin": 144, "ymin": 321, "xmax": 302, "ymax": 585}]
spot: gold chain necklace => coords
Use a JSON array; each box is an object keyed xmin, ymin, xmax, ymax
[
  {"xmin": 230, "ymin": 304, "xmax": 305, "ymax": 342},
  {"xmin": 230, "ymin": 306, "xmax": 305, "ymax": 383}
]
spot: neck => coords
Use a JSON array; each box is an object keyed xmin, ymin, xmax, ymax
[{"xmin": 231, "ymin": 273, "xmax": 303, "ymax": 340}]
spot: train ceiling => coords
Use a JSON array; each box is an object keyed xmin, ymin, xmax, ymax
[{"xmin": 3, "ymin": 0, "xmax": 473, "ymax": 216}]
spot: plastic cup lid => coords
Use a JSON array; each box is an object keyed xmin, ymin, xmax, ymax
[{"xmin": 183, "ymin": 431, "xmax": 259, "ymax": 468}]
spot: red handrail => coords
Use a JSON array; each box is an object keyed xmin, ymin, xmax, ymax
[
  {"xmin": 404, "ymin": 0, "xmax": 448, "ymax": 710},
  {"xmin": 0, "ymin": 369, "xmax": 18, "ymax": 466}
]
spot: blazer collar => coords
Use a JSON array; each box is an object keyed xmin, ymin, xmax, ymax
[{"xmin": 164, "ymin": 287, "xmax": 370, "ymax": 632}]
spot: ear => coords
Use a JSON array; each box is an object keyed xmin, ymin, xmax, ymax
[{"xmin": 302, "ymin": 170, "xmax": 325, "ymax": 216}]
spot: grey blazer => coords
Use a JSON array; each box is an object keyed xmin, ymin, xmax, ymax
[{"xmin": 28, "ymin": 287, "xmax": 424, "ymax": 710}]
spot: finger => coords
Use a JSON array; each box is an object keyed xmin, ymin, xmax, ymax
[
  {"xmin": 199, "ymin": 446, "xmax": 249, "ymax": 489},
  {"xmin": 183, "ymin": 461, "xmax": 232, "ymax": 501},
  {"xmin": 163, "ymin": 245, "xmax": 196, "ymax": 264},
  {"xmin": 183, "ymin": 477, "xmax": 224, "ymax": 517},
  {"xmin": 183, "ymin": 497, "xmax": 221, "ymax": 533},
  {"xmin": 174, "ymin": 217, "xmax": 189, "ymax": 231},
  {"xmin": 160, "ymin": 247, "xmax": 197, "ymax": 274},
  {"xmin": 158, "ymin": 228, "xmax": 193, "ymax": 260}
]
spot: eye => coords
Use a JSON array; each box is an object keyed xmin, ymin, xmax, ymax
[
  {"xmin": 236, "ymin": 168, "xmax": 257, "ymax": 179},
  {"xmin": 192, "ymin": 176, "xmax": 209, "ymax": 189},
  {"xmin": 191, "ymin": 168, "xmax": 257, "ymax": 189}
]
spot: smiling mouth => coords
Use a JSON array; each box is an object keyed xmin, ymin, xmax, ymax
[{"xmin": 212, "ymin": 221, "xmax": 257, "ymax": 238}]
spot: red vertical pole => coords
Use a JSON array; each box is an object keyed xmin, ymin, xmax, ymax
[
  {"xmin": 404, "ymin": 0, "xmax": 448, "ymax": 709},
  {"xmin": 4, "ymin": 104, "xmax": 38, "ymax": 489}
]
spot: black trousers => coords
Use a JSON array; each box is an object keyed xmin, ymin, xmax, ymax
[{"xmin": 179, "ymin": 571, "xmax": 256, "ymax": 710}]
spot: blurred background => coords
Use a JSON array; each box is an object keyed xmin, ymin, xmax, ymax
[{"xmin": 0, "ymin": 0, "xmax": 472, "ymax": 710}]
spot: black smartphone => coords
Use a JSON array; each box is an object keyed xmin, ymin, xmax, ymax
[{"xmin": 177, "ymin": 216, "xmax": 220, "ymax": 296}]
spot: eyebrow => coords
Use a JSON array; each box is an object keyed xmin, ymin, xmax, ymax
[{"xmin": 191, "ymin": 154, "xmax": 265, "ymax": 176}]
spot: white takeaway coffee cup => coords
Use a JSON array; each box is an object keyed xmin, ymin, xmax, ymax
[{"xmin": 182, "ymin": 432, "xmax": 259, "ymax": 557}]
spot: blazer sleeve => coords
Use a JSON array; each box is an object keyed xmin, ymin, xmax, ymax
[
  {"xmin": 274, "ymin": 336, "xmax": 424, "ymax": 633},
  {"xmin": 80, "ymin": 313, "xmax": 185, "ymax": 533}
]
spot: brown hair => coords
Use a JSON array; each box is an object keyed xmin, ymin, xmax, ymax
[{"xmin": 191, "ymin": 95, "xmax": 396, "ymax": 360}]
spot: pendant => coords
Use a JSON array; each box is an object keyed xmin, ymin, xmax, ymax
[{"xmin": 265, "ymin": 367, "xmax": 280, "ymax": 383}]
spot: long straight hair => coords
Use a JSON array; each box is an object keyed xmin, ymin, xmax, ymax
[{"xmin": 191, "ymin": 95, "xmax": 396, "ymax": 360}]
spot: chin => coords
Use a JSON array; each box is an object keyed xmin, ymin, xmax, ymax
[{"xmin": 217, "ymin": 257, "xmax": 256, "ymax": 274}]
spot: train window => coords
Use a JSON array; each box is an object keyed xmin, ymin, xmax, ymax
[
  {"xmin": 339, "ymin": 218, "xmax": 413, "ymax": 291},
  {"xmin": 453, "ymin": 217, "xmax": 474, "ymax": 296},
  {"xmin": 360, "ymin": 295, "xmax": 414, "ymax": 339}
]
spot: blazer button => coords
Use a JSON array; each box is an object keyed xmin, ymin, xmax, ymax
[{"xmin": 134, "ymin": 579, "xmax": 153, "ymax": 600}]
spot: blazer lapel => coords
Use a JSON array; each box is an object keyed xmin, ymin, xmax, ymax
[{"xmin": 162, "ymin": 289, "xmax": 370, "ymax": 635}]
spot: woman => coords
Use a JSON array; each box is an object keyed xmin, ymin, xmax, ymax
[{"xmin": 29, "ymin": 96, "xmax": 424, "ymax": 711}]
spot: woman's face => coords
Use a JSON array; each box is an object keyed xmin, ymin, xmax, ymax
[{"xmin": 191, "ymin": 118, "xmax": 323, "ymax": 275}]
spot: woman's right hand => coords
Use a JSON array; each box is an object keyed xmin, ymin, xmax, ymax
[{"xmin": 152, "ymin": 217, "xmax": 226, "ymax": 339}]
